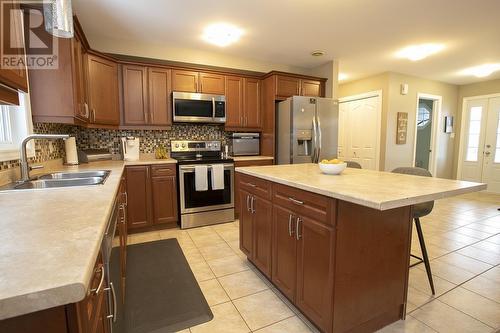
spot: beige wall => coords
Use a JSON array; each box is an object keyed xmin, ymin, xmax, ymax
[
  {"xmin": 339, "ymin": 72, "xmax": 458, "ymax": 178},
  {"xmin": 386, "ymin": 73, "xmax": 458, "ymax": 178},
  {"xmin": 452, "ymin": 79, "xmax": 500, "ymax": 177},
  {"xmin": 309, "ymin": 60, "xmax": 340, "ymax": 98}
]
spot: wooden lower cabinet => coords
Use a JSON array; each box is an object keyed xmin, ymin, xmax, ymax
[
  {"xmin": 239, "ymin": 189, "xmax": 253, "ymax": 258},
  {"xmin": 125, "ymin": 165, "xmax": 152, "ymax": 228},
  {"xmin": 250, "ymin": 196, "xmax": 272, "ymax": 277},
  {"xmin": 272, "ymin": 205, "xmax": 297, "ymax": 301},
  {"xmin": 238, "ymin": 173, "xmax": 412, "ymax": 333},
  {"xmin": 296, "ymin": 215, "xmax": 334, "ymax": 331},
  {"xmin": 125, "ymin": 164, "xmax": 178, "ymax": 230},
  {"xmin": 151, "ymin": 175, "xmax": 178, "ymax": 225}
]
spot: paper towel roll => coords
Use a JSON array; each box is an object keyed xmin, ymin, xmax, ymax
[{"xmin": 65, "ymin": 137, "xmax": 79, "ymax": 165}]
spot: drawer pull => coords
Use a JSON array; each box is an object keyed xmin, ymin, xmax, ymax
[
  {"xmin": 90, "ymin": 265, "xmax": 105, "ymax": 295},
  {"xmin": 288, "ymin": 214, "xmax": 295, "ymax": 237},
  {"xmin": 296, "ymin": 217, "xmax": 302, "ymax": 240},
  {"xmin": 288, "ymin": 197, "xmax": 304, "ymax": 205},
  {"xmin": 247, "ymin": 182, "xmax": 256, "ymax": 187}
]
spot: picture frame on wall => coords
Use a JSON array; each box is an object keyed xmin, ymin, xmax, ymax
[
  {"xmin": 444, "ymin": 116, "xmax": 453, "ymax": 133},
  {"xmin": 396, "ymin": 112, "xmax": 408, "ymax": 144}
]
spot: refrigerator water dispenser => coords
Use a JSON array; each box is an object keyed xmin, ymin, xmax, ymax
[{"xmin": 296, "ymin": 129, "xmax": 312, "ymax": 156}]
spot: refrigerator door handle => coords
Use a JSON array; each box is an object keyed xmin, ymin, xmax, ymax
[
  {"xmin": 312, "ymin": 116, "xmax": 318, "ymax": 163},
  {"xmin": 316, "ymin": 113, "xmax": 322, "ymax": 163}
]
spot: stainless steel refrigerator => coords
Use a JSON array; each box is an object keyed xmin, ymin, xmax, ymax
[{"xmin": 276, "ymin": 96, "xmax": 339, "ymax": 164}]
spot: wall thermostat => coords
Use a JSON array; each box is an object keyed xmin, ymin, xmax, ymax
[{"xmin": 400, "ymin": 83, "xmax": 409, "ymax": 95}]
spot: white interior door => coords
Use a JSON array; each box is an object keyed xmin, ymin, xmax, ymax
[
  {"xmin": 481, "ymin": 97, "xmax": 500, "ymax": 192},
  {"xmin": 338, "ymin": 95, "xmax": 381, "ymax": 170}
]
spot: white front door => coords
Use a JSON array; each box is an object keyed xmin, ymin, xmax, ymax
[
  {"xmin": 338, "ymin": 95, "xmax": 381, "ymax": 170},
  {"xmin": 460, "ymin": 97, "xmax": 500, "ymax": 193}
]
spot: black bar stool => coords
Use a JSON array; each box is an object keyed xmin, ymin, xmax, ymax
[{"xmin": 392, "ymin": 167, "xmax": 436, "ymax": 295}]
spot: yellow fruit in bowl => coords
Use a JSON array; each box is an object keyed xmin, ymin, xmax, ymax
[{"xmin": 321, "ymin": 159, "xmax": 329, "ymax": 164}]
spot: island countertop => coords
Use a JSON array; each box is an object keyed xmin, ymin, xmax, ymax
[
  {"xmin": 0, "ymin": 158, "xmax": 176, "ymax": 320},
  {"xmin": 235, "ymin": 163, "xmax": 486, "ymax": 210}
]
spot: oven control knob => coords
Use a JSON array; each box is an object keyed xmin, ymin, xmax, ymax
[
  {"xmin": 175, "ymin": 143, "xmax": 179, "ymax": 148},
  {"xmin": 181, "ymin": 143, "xmax": 186, "ymax": 148}
]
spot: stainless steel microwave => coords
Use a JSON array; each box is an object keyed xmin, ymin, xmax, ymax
[{"xmin": 172, "ymin": 92, "xmax": 226, "ymax": 124}]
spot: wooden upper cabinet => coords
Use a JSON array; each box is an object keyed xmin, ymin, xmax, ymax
[
  {"xmin": 172, "ymin": 69, "xmax": 198, "ymax": 92},
  {"xmin": 72, "ymin": 35, "xmax": 89, "ymax": 121},
  {"xmin": 148, "ymin": 67, "xmax": 171, "ymax": 126},
  {"xmin": 224, "ymin": 75, "xmax": 243, "ymax": 128},
  {"xmin": 244, "ymin": 78, "xmax": 260, "ymax": 128},
  {"xmin": 87, "ymin": 54, "xmax": 120, "ymax": 125},
  {"xmin": 0, "ymin": 0, "xmax": 28, "ymax": 95},
  {"xmin": 276, "ymin": 75, "xmax": 301, "ymax": 98},
  {"xmin": 199, "ymin": 72, "xmax": 225, "ymax": 94},
  {"xmin": 301, "ymin": 79, "xmax": 322, "ymax": 97},
  {"xmin": 122, "ymin": 65, "xmax": 148, "ymax": 125},
  {"xmin": 125, "ymin": 166, "xmax": 152, "ymax": 229}
]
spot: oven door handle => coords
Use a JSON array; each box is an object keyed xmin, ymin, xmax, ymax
[{"xmin": 180, "ymin": 164, "xmax": 234, "ymax": 172}]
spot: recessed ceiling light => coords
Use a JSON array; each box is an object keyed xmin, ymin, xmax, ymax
[
  {"xmin": 396, "ymin": 43, "xmax": 445, "ymax": 61},
  {"xmin": 202, "ymin": 23, "xmax": 243, "ymax": 47},
  {"xmin": 311, "ymin": 50, "xmax": 325, "ymax": 57},
  {"xmin": 339, "ymin": 73, "xmax": 348, "ymax": 81},
  {"xmin": 461, "ymin": 63, "xmax": 500, "ymax": 78}
]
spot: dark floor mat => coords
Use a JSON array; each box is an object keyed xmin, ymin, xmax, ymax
[{"xmin": 119, "ymin": 238, "xmax": 213, "ymax": 333}]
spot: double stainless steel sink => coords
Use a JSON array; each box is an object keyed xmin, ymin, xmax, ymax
[{"xmin": 3, "ymin": 170, "xmax": 111, "ymax": 190}]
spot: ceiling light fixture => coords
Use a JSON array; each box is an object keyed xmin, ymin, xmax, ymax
[
  {"xmin": 311, "ymin": 50, "xmax": 325, "ymax": 57},
  {"xmin": 396, "ymin": 43, "xmax": 444, "ymax": 61},
  {"xmin": 202, "ymin": 23, "xmax": 243, "ymax": 47},
  {"xmin": 338, "ymin": 73, "xmax": 348, "ymax": 81},
  {"xmin": 461, "ymin": 63, "xmax": 500, "ymax": 78}
]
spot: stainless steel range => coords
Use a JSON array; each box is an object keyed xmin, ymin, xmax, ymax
[{"xmin": 171, "ymin": 140, "xmax": 235, "ymax": 229}]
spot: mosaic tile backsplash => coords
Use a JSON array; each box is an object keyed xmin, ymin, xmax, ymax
[{"xmin": 0, "ymin": 123, "xmax": 234, "ymax": 170}]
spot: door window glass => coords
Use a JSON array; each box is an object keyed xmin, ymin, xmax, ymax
[
  {"xmin": 495, "ymin": 114, "xmax": 500, "ymax": 163},
  {"xmin": 466, "ymin": 106, "xmax": 482, "ymax": 161}
]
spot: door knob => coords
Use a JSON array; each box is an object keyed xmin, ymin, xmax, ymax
[
  {"xmin": 485, "ymin": 151, "xmax": 491, "ymax": 156},
  {"xmin": 486, "ymin": 144, "xmax": 491, "ymax": 148}
]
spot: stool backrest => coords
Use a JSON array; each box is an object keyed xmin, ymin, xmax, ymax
[
  {"xmin": 346, "ymin": 161, "xmax": 362, "ymax": 169},
  {"xmin": 391, "ymin": 167, "xmax": 434, "ymax": 218}
]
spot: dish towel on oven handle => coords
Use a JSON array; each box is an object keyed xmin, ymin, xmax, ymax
[
  {"xmin": 211, "ymin": 164, "xmax": 225, "ymax": 190},
  {"xmin": 195, "ymin": 165, "xmax": 208, "ymax": 191}
]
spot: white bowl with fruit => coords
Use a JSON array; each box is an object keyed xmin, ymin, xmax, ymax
[{"xmin": 318, "ymin": 159, "xmax": 347, "ymax": 175}]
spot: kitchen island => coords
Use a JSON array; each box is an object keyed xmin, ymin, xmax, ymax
[{"xmin": 235, "ymin": 163, "xmax": 486, "ymax": 333}]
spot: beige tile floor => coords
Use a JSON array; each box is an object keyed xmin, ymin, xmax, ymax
[{"xmin": 127, "ymin": 191, "xmax": 500, "ymax": 333}]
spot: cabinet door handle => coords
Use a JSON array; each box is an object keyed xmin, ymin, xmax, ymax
[
  {"xmin": 288, "ymin": 197, "xmax": 304, "ymax": 205},
  {"xmin": 123, "ymin": 191, "xmax": 128, "ymax": 206},
  {"xmin": 288, "ymin": 214, "xmax": 295, "ymax": 237},
  {"xmin": 246, "ymin": 195, "xmax": 251, "ymax": 212},
  {"xmin": 90, "ymin": 265, "xmax": 105, "ymax": 295},
  {"xmin": 250, "ymin": 196, "xmax": 255, "ymax": 213},
  {"xmin": 295, "ymin": 217, "xmax": 302, "ymax": 240},
  {"xmin": 105, "ymin": 282, "xmax": 117, "ymax": 323}
]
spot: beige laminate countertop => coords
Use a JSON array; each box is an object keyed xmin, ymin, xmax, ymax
[
  {"xmin": 232, "ymin": 155, "xmax": 274, "ymax": 162},
  {"xmin": 0, "ymin": 158, "xmax": 176, "ymax": 320},
  {"xmin": 236, "ymin": 163, "xmax": 486, "ymax": 210}
]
